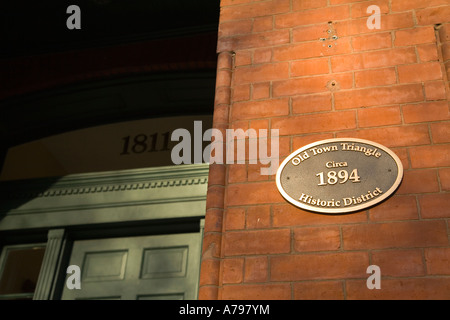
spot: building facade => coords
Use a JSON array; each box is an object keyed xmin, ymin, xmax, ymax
[
  {"xmin": 0, "ymin": 0, "xmax": 449, "ymax": 300},
  {"xmin": 199, "ymin": 0, "xmax": 450, "ymax": 300}
]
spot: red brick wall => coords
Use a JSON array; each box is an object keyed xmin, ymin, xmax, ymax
[{"xmin": 200, "ymin": 0, "xmax": 450, "ymax": 300}]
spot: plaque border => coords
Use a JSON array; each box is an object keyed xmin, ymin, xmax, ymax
[{"xmin": 276, "ymin": 138, "xmax": 404, "ymax": 214}]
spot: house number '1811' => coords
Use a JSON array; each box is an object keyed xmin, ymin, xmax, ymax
[{"xmin": 120, "ymin": 132, "xmax": 171, "ymax": 155}]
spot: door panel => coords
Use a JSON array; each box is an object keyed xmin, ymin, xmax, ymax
[{"xmin": 61, "ymin": 232, "xmax": 201, "ymax": 300}]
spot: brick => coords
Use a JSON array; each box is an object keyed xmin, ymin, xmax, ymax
[
  {"xmin": 372, "ymin": 249, "xmax": 426, "ymax": 277},
  {"xmin": 425, "ymin": 248, "xmax": 450, "ymax": 275},
  {"xmin": 230, "ymin": 120, "xmax": 248, "ymax": 131},
  {"xmin": 219, "ymin": 20, "xmax": 253, "ymax": 37},
  {"xmin": 237, "ymin": 164, "xmax": 260, "ymax": 181},
  {"xmin": 331, "ymin": 54, "xmax": 364, "ymax": 72},
  {"xmin": 393, "ymin": 148, "xmax": 410, "ymax": 170},
  {"xmin": 442, "ymin": 42, "xmax": 450, "ymax": 62},
  {"xmin": 410, "ymin": 145, "xmax": 450, "ymax": 168},
  {"xmin": 227, "ymin": 181, "xmax": 284, "ymax": 206},
  {"xmin": 352, "ymin": 32, "xmax": 392, "ymax": 52},
  {"xmin": 439, "ymin": 23, "xmax": 450, "ymax": 42},
  {"xmin": 273, "ymin": 73, "xmax": 353, "ymax": 97},
  {"xmin": 440, "ymin": 168, "xmax": 450, "ymax": 191},
  {"xmin": 355, "ymin": 68, "xmax": 397, "ymax": 88},
  {"xmin": 228, "ymin": 163, "xmax": 247, "ymax": 183},
  {"xmin": 294, "ymin": 227, "xmax": 341, "ymax": 252},
  {"xmin": 292, "ymin": 133, "xmax": 334, "ymax": 150},
  {"xmin": 332, "ymin": 48, "xmax": 417, "ymax": 73},
  {"xmin": 253, "ymin": 16, "xmax": 273, "ymax": 33},
  {"xmin": 202, "ymin": 233, "xmax": 221, "ymax": 259},
  {"xmin": 271, "ymin": 252, "xmax": 369, "ymax": 281},
  {"xmin": 223, "ymin": 229, "xmax": 290, "ymax": 256},
  {"xmin": 231, "ymin": 98, "xmax": 289, "ymax": 120},
  {"xmin": 249, "ymin": 119, "xmax": 269, "ymax": 132},
  {"xmin": 357, "ymin": 106, "xmax": 402, "ymax": 127},
  {"xmin": 217, "ymin": 51, "xmax": 234, "ymax": 70},
  {"xmin": 397, "ymin": 169, "xmax": 440, "ymax": 194},
  {"xmin": 233, "ymin": 84, "xmax": 250, "ymax": 102},
  {"xmin": 419, "ymin": 193, "xmax": 450, "ymax": 218},
  {"xmin": 351, "ymin": 0, "xmax": 389, "ymax": 18},
  {"xmin": 369, "ymin": 195, "xmax": 419, "ymax": 221},
  {"xmin": 346, "ymin": 278, "xmax": 450, "ymax": 299},
  {"xmin": 215, "ymin": 86, "xmax": 231, "ymax": 106},
  {"xmin": 292, "ymin": 0, "xmax": 328, "ymax": 11},
  {"xmin": 416, "ymin": 6, "xmax": 450, "ymax": 26},
  {"xmin": 244, "ymin": 256, "xmax": 268, "ymax": 282},
  {"xmin": 246, "ymin": 205, "xmax": 271, "ymax": 229},
  {"xmin": 293, "ymin": 281, "xmax": 344, "ymax": 300},
  {"xmin": 247, "ymin": 163, "xmax": 269, "ymax": 182},
  {"xmin": 208, "ymin": 163, "xmax": 226, "ymax": 187},
  {"xmin": 199, "ymin": 259, "xmax": 220, "ymax": 286},
  {"xmin": 208, "ymin": 124, "xmax": 227, "ymax": 144},
  {"xmin": 273, "ymin": 38, "xmax": 352, "ymax": 61},
  {"xmin": 431, "ymin": 122, "xmax": 450, "ymax": 143},
  {"xmin": 417, "ymin": 44, "xmax": 440, "ymax": 62},
  {"xmin": 216, "ymin": 69, "xmax": 232, "ymax": 88},
  {"xmin": 198, "ymin": 286, "xmax": 218, "ymax": 300},
  {"xmin": 272, "ymin": 203, "xmax": 367, "ymax": 227},
  {"xmin": 336, "ymin": 125, "xmax": 431, "ymax": 147},
  {"xmin": 362, "ymin": 47, "xmax": 418, "ymax": 69},
  {"xmin": 234, "ymin": 51, "xmax": 252, "ymax": 67},
  {"xmin": 330, "ymin": 0, "xmax": 361, "ymax": 4},
  {"xmin": 271, "ymin": 111, "xmax": 356, "ymax": 136},
  {"xmin": 204, "ymin": 209, "xmax": 224, "ymax": 233},
  {"xmin": 398, "ymin": 62, "xmax": 443, "ymax": 83},
  {"xmin": 394, "ymin": 27, "xmax": 437, "ymax": 46},
  {"xmin": 292, "ymin": 24, "xmax": 329, "ymax": 42},
  {"xmin": 221, "ymin": 284, "xmax": 291, "ymax": 300},
  {"xmin": 206, "ymin": 185, "xmax": 225, "ymax": 209},
  {"xmin": 292, "ymin": 93, "xmax": 332, "ymax": 114},
  {"xmin": 446, "ymin": 60, "xmax": 450, "ymax": 77},
  {"xmin": 335, "ymin": 84, "xmax": 424, "ymax": 109},
  {"xmin": 225, "ymin": 207, "xmax": 246, "ymax": 230},
  {"xmin": 334, "ymin": 12, "xmax": 414, "ymax": 37},
  {"xmin": 291, "ymin": 58, "xmax": 329, "ymax": 77},
  {"xmin": 253, "ymin": 48, "xmax": 272, "ymax": 64},
  {"xmin": 342, "ymin": 220, "xmax": 448, "ymax": 250},
  {"xmin": 403, "ymin": 101, "xmax": 450, "ymax": 123},
  {"xmin": 222, "ymin": 258, "xmax": 244, "ymax": 284},
  {"xmin": 251, "ymin": 82, "xmax": 270, "ymax": 100},
  {"xmin": 391, "ymin": 0, "xmax": 450, "ymax": 12},
  {"xmin": 234, "ymin": 62, "xmax": 289, "ymax": 85},
  {"xmin": 220, "ymin": 0, "xmax": 290, "ymax": 21},
  {"xmin": 218, "ymin": 30, "xmax": 290, "ymax": 51},
  {"xmin": 221, "ymin": 0, "xmax": 253, "ymax": 6},
  {"xmin": 274, "ymin": 5, "xmax": 350, "ymax": 29},
  {"xmin": 425, "ymin": 81, "xmax": 447, "ymax": 100},
  {"xmin": 213, "ymin": 107, "xmax": 230, "ymax": 128}
]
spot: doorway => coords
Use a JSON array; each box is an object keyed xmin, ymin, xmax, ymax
[
  {"xmin": 61, "ymin": 232, "xmax": 201, "ymax": 300},
  {"xmin": 0, "ymin": 164, "xmax": 209, "ymax": 300}
]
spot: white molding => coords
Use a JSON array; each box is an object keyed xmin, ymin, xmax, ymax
[{"xmin": 0, "ymin": 164, "xmax": 210, "ymax": 231}]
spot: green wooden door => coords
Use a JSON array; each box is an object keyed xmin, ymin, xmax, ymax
[{"xmin": 61, "ymin": 232, "xmax": 202, "ymax": 300}]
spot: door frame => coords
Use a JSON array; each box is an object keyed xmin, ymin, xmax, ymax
[{"xmin": 0, "ymin": 163, "xmax": 209, "ymax": 299}]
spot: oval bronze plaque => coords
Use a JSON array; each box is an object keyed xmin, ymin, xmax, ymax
[{"xmin": 276, "ymin": 138, "xmax": 403, "ymax": 214}]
